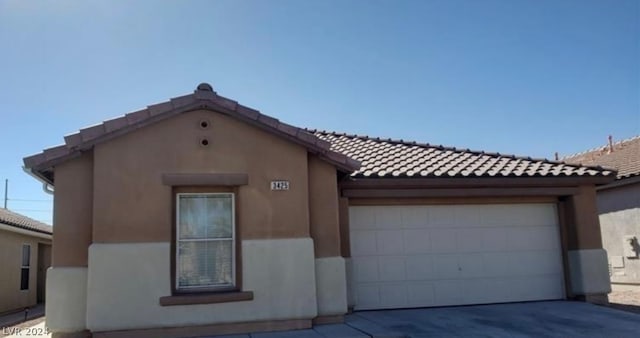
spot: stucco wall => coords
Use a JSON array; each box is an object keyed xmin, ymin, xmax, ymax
[
  {"xmin": 597, "ymin": 182, "xmax": 640, "ymax": 284},
  {"xmin": 92, "ymin": 109, "xmax": 311, "ymax": 242},
  {"xmin": 0, "ymin": 229, "xmax": 49, "ymax": 313},
  {"xmin": 85, "ymin": 239, "xmax": 317, "ymax": 331},
  {"xmin": 53, "ymin": 152, "xmax": 93, "ymax": 267}
]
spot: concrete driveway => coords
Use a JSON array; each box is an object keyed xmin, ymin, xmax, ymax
[{"xmin": 211, "ymin": 301, "xmax": 640, "ymax": 337}]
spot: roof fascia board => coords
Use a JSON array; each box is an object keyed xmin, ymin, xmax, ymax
[
  {"xmin": 340, "ymin": 176, "xmax": 615, "ymax": 189},
  {"xmin": 342, "ymin": 187, "xmax": 579, "ymax": 198}
]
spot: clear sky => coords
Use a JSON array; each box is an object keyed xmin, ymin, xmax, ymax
[{"xmin": 0, "ymin": 0, "xmax": 638, "ymax": 224}]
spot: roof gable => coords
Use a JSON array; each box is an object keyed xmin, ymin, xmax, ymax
[
  {"xmin": 24, "ymin": 83, "xmax": 360, "ymax": 184},
  {"xmin": 313, "ymin": 130, "xmax": 615, "ymax": 179}
]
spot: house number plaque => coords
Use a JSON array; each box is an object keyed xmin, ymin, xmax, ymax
[{"xmin": 271, "ymin": 180, "xmax": 290, "ymax": 191}]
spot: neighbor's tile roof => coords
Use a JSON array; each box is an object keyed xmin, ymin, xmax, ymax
[
  {"xmin": 23, "ymin": 83, "xmax": 359, "ymax": 184},
  {"xmin": 312, "ymin": 130, "xmax": 615, "ymax": 179},
  {"xmin": 0, "ymin": 208, "xmax": 52, "ymax": 235},
  {"xmin": 562, "ymin": 136, "xmax": 640, "ymax": 179}
]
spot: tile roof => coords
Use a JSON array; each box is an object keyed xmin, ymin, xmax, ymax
[
  {"xmin": 23, "ymin": 83, "xmax": 360, "ymax": 184},
  {"xmin": 311, "ymin": 130, "xmax": 615, "ymax": 179},
  {"xmin": 562, "ymin": 135, "xmax": 640, "ymax": 180},
  {"xmin": 0, "ymin": 208, "xmax": 52, "ymax": 235}
]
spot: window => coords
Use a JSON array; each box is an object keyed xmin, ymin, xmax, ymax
[
  {"xmin": 20, "ymin": 244, "xmax": 30, "ymax": 290},
  {"xmin": 176, "ymin": 193, "xmax": 235, "ymax": 291}
]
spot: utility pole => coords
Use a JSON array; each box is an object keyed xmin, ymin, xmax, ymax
[{"xmin": 3, "ymin": 179, "xmax": 7, "ymax": 209}]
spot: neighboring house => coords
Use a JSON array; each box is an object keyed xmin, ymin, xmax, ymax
[
  {"xmin": 563, "ymin": 136, "xmax": 640, "ymax": 289},
  {"xmin": 24, "ymin": 83, "xmax": 616, "ymax": 338},
  {"xmin": 0, "ymin": 208, "xmax": 52, "ymax": 314}
]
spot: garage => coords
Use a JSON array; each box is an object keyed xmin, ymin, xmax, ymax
[{"xmin": 349, "ymin": 203, "xmax": 565, "ymax": 310}]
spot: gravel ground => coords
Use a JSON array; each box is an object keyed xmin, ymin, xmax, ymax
[{"xmin": 608, "ymin": 290, "xmax": 640, "ymax": 314}]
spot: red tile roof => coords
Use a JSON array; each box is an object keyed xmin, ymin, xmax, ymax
[
  {"xmin": 23, "ymin": 83, "xmax": 360, "ymax": 184},
  {"xmin": 0, "ymin": 208, "xmax": 52, "ymax": 235},
  {"xmin": 312, "ymin": 130, "xmax": 615, "ymax": 179},
  {"xmin": 23, "ymin": 83, "xmax": 616, "ymax": 185},
  {"xmin": 562, "ymin": 136, "xmax": 640, "ymax": 180}
]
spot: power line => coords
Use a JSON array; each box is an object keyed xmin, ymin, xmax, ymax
[
  {"xmin": 11, "ymin": 209, "xmax": 52, "ymax": 213},
  {"xmin": 8, "ymin": 199, "xmax": 53, "ymax": 203}
]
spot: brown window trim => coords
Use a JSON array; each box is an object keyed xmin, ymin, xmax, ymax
[
  {"xmin": 159, "ymin": 291, "xmax": 254, "ymax": 306},
  {"xmin": 171, "ymin": 186, "xmax": 246, "ymax": 297}
]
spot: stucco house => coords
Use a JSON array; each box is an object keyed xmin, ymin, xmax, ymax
[
  {"xmin": 24, "ymin": 83, "xmax": 616, "ymax": 338},
  {"xmin": 563, "ymin": 136, "xmax": 640, "ymax": 289},
  {"xmin": 0, "ymin": 208, "xmax": 52, "ymax": 314}
]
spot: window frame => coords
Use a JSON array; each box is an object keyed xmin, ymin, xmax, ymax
[
  {"xmin": 20, "ymin": 244, "xmax": 30, "ymax": 291},
  {"xmin": 173, "ymin": 188, "xmax": 240, "ymax": 294}
]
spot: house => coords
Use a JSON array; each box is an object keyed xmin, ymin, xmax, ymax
[
  {"xmin": 23, "ymin": 83, "xmax": 616, "ymax": 338},
  {"xmin": 563, "ymin": 136, "xmax": 640, "ymax": 290},
  {"xmin": 0, "ymin": 208, "xmax": 52, "ymax": 314}
]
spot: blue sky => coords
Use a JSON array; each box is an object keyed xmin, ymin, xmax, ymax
[{"xmin": 0, "ymin": 0, "xmax": 638, "ymax": 224}]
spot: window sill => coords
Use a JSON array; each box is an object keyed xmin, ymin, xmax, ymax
[{"xmin": 159, "ymin": 291, "xmax": 254, "ymax": 306}]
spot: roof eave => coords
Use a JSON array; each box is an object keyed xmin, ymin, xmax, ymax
[{"xmin": 340, "ymin": 175, "xmax": 617, "ymax": 189}]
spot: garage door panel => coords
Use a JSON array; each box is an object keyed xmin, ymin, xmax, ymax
[
  {"xmin": 376, "ymin": 230, "xmax": 405, "ymax": 255},
  {"xmin": 506, "ymin": 226, "xmax": 559, "ymax": 251},
  {"xmin": 402, "ymin": 207, "xmax": 430, "ymax": 228},
  {"xmin": 433, "ymin": 280, "xmax": 466, "ymax": 306},
  {"xmin": 378, "ymin": 256, "xmax": 406, "ymax": 281},
  {"xmin": 405, "ymin": 255, "xmax": 434, "ymax": 280},
  {"xmin": 480, "ymin": 227, "xmax": 509, "ymax": 251},
  {"xmin": 453, "ymin": 205, "xmax": 483, "ymax": 227},
  {"xmin": 407, "ymin": 282, "xmax": 435, "ymax": 306},
  {"xmin": 379, "ymin": 283, "xmax": 408, "ymax": 308},
  {"xmin": 456, "ymin": 228, "xmax": 487, "ymax": 253},
  {"xmin": 432, "ymin": 255, "xmax": 461, "ymax": 279},
  {"xmin": 349, "ymin": 204, "xmax": 565, "ymax": 310},
  {"xmin": 375, "ymin": 207, "xmax": 403, "ymax": 229},
  {"xmin": 482, "ymin": 253, "xmax": 512, "ymax": 277},
  {"xmin": 430, "ymin": 229, "xmax": 457, "ymax": 253},
  {"xmin": 403, "ymin": 229, "xmax": 431, "ymax": 254},
  {"xmin": 349, "ymin": 207, "xmax": 376, "ymax": 230},
  {"xmin": 458, "ymin": 254, "xmax": 485, "ymax": 278},
  {"xmin": 355, "ymin": 285, "xmax": 380, "ymax": 308},
  {"xmin": 353, "ymin": 257, "xmax": 378, "ymax": 282},
  {"xmin": 351, "ymin": 230, "xmax": 377, "ymax": 256},
  {"xmin": 428, "ymin": 206, "xmax": 456, "ymax": 226}
]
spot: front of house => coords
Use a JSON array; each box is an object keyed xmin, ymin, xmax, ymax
[{"xmin": 24, "ymin": 83, "xmax": 615, "ymax": 338}]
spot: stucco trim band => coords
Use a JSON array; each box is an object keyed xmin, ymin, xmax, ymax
[
  {"xmin": 314, "ymin": 256, "xmax": 348, "ymax": 316},
  {"xmin": 161, "ymin": 173, "xmax": 248, "ymax": 186},
  {"xmin": 46, "ymin": 267, "xmax": 88, "ymax": 332},
  {"xmin": 567, "ymin": 249, "xmax": 612, "ymax": 295},
  {"xmin": 86, "ymin": 239, "xmax": 317, "ymax": 331}
]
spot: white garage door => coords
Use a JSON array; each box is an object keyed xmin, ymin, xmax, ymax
[{"xmin": 349, "ymin": 203, "xmax": 565, "ymax": 310}]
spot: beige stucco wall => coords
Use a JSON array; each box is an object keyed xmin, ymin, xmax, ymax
[
  {"xmin": 92, "ymin": 109, "xmax": 311, "ymax": 242},
  {"xmin": 308, "ymin": 155, "xmax": 341, "ymax": 258},
  {"xmin": 52, "ymin": 152, "xmax": 93, "ymax": 267},
  {"xmin": 597, "ymin": 182, "xmax": 640, "ymax": 284},
  {"xmin": 0, "ymin": 228, "xmax": 50, "ymax": 314},
  {"xmin": 85, "ymin": 239, "xmax": 317, "ymax": 331}
]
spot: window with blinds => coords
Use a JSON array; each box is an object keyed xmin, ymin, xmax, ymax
[
  {"xmin": 21, "ymin": 244, "xmax": 30, "ymax": 290},
  {"xmin": 176, "ymin": 193, "xmax": 235, "ymax": 290}
]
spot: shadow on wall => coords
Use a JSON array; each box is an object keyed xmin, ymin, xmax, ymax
[{"xmin": 597, "ymin": 183, "xmax": 640, "ymax": 214}]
